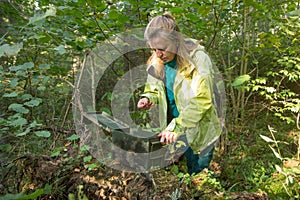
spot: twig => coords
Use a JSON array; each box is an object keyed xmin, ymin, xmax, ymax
[
  {"xmin": 177, "ymin": 174, "xmax": 186, "ymax": 190},
  {"xmin": 84, "ymin": 0, "xmax": 137, "ymax": 67},
  {"xmin": 2, "ymin": 153, "xmax": 51, "ymax": 168},
  {"xmin": 0, "ymin": 32, "xmax": 8, "ymax": 44},
  {"xmin": 33, "ymin": 126, "xmax": 75, "ymax": 135},
  {"xmin": 61, "ymin": 100, "xmax": 71, "ymax": 128},
  {"xmin": 297, "ymin": 113, "xmax": 300, "ymax": 160},
  {"xmin": 297, "ymin": 113, "xmax": 300, "ymax": 130}
]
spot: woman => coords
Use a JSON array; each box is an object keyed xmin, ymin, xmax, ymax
[{"xmin": 137, "ymin": 14, "xmax": 223, "ymax": 174}]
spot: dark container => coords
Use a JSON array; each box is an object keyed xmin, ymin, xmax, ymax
[{"xmin": 86, "ymin": 112, "xmax": 166, "ymax": 170}]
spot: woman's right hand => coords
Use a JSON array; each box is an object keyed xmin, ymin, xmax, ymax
[{"xmin": 137, "ymin": 97, "xmax": 153, "ymax": 110}]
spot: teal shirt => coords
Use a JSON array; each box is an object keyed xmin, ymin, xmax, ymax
[{"xmin": 164, "ymin": 58, "xmax": 179, "ymax": 118}]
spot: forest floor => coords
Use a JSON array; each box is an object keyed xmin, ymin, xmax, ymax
[{"xmin": 0, "ymin": 138, "xmax": 270, "ymax": 200}]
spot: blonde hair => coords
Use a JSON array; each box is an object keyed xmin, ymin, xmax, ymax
[{"xmin": 144, "ymin": 13, "xmax": 196, "ymax": 79}]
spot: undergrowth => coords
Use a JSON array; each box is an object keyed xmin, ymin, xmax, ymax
[{"xmin": 0, "ymin": 110, "xmax": 299, "ymax": 199}]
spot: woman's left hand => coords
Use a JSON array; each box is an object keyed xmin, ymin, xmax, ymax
[{"xmin": 158, "ymin": 130, "xmax": 177, "ymax": 144}]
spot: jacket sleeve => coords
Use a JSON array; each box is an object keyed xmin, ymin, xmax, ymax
[{"xmin": 140, "ymin": 74, "xmax": 160, "ymax": 104}]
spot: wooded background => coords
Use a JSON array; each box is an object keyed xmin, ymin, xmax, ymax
[{"xmin": 0, "ymin": 0, "xmax": 299, "ymax": 199}]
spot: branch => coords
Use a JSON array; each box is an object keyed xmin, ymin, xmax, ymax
[
  {"xmin": 84, "ymin": 0, "xmax": 138, "ymax": 67},
  {"xmin": 297, "ymin": 113, "xmax": 300, "ymax": 130}
]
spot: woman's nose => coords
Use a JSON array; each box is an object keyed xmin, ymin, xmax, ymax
[{"xmin": 155, "ymin": 49, "xmax": 163, "ymax": 57}]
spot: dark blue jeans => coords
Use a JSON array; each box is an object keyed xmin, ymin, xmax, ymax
[
  {"xmin": 167, "ymin": 135, "xmax": 215, "ymax": 175},
  {"xmin": 184, "ymin": 146, "xmax": 215, "ymax": 175}
]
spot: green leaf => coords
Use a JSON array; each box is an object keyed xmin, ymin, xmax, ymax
[
  {"xmin": 287, "ymin": 9, "xmax": 300, "ymax": 17},
  {"xmin": 16, "ymin": 127, "xmax": 31, "ymax": 137},
  {"xmin": 170, "ymin": 7, "xmax": 183, "ymax": 14},
  {"xmin": 232, "ymin": 75, "xmax": 250, "ymax": 87},
  {"xmin": 37, "ymin": 86, "xmax": 46, "ymax": 91},
  {"xmin": 20, "ymin": 94, "xmax": 33, "ymax": 101},
  {"xmin": 260, "ymin": 134, "xmax": 274, "ymax": 143},
  {"xmin": 42, "ymin": 76, "xmax": 51, "ymax": 85},
  {"xmin": 16, "ymin": 120, "xmax": 40, "ymax": 136},
  {"xmin": 3, "ymin": 92, "xmax": 18, "ymax": 98},
  {"xmin": 24, "ymin": 98, "xmax": 42, "ymax": 107},
  {"xmin": 275, "ymin": 164, "xmax": 282, "ymax": 173},
  {"xmin": 51, "ymin": 151, "xmax": 61, "ymax": 157},
  {"xmin": 9, "ymin": 78, "xmax": 19, "ymax": 88},
  {"xmin": 32, "ymin": 33, "xmax": 47, "ymax": 40},
  {"xmin": 107, "ymin": 10, "xmax": 119, "ymax": 20},
  {"xmin": 265, "ymin": 87, "xmax": 276, "ymax": 93},
  {"xmin": 0, "ymin": 42, "xmax": 23, "ymax": 57},
  {"xmin": 9, "ymin": 62, "xmax": 34, "ymax": 71},
  {"xmin": 8, "ymin": 103, "xmax": 29, "ymax": 114},
  {"xmin": 83, "ymin": 155, "xmax": 92, "ymax": 162},
  {"xmin": 38, "ymin": 64, "xmax": 50, "ymax": 70},
  {"xmin": 287, "ymin": 175, "xmax": 294, "ymax": 185},
  {"xmin": 252, "ymin": 85, "xmax": 260, "ymax": 91},
  {"xmin": 68, "ymin": 193, "xmax": 75, "ymax": 200},
  {"xmin": 9, "ymin": 116, "xmax": 28, "ymax": 127},
  {"xmin": 15, "ymin": 70, "xmax": 27, "ymax": 77},
  {"xmin": 35, "ymin": 131, "xmax": 51, "ymax": 137},
  {"xmin": 87, "ymin": 163, "xmax": 97, "ymax": 170},
  {"xmin": 0, "ymin": 118, "xmax": 5, "ymax": 126},
  {"xmin": 0, "ymin": 193, "xmax": 25, "ymax": 200},
  {"xmin": 29, "ymin": 120, "xmax": 42, "ymax": 128},
  {"xmin": 269, "ymin": 146, "xmax": 282, "ymax": 160},
  {"xmin": 54, "ymin": 45, "xmax": 66, "ymax": 55},
  {"xmin": 0, "ymin": 144, "xmax": 12, "ymax": 152},
  {"xmin": 24, "ymin": 189, "xmax": 44, "ymax": 199},
  {"xmin": 80, "ymin": 145, "xmax": 90, "ymax": 152},
  {"xmin": 28, "ymin": 7, "xmax": 56, "ymax": 24},
  {"xmin": 67, "ymin": 134, "xmax": 80, "ymax": 141},
  {"xmin": 44, "ymin": 183, "xmax": 52, "ymax": 195}
]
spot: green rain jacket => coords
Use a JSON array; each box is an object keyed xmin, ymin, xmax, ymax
[{"xmin": 142, "ymin": 44, "xmax": 222, "ymax": 154}]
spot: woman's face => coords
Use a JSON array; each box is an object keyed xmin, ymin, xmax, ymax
[{"xmin": 148, "ymin": 37, "xmax": 177, "ymax": 63}]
